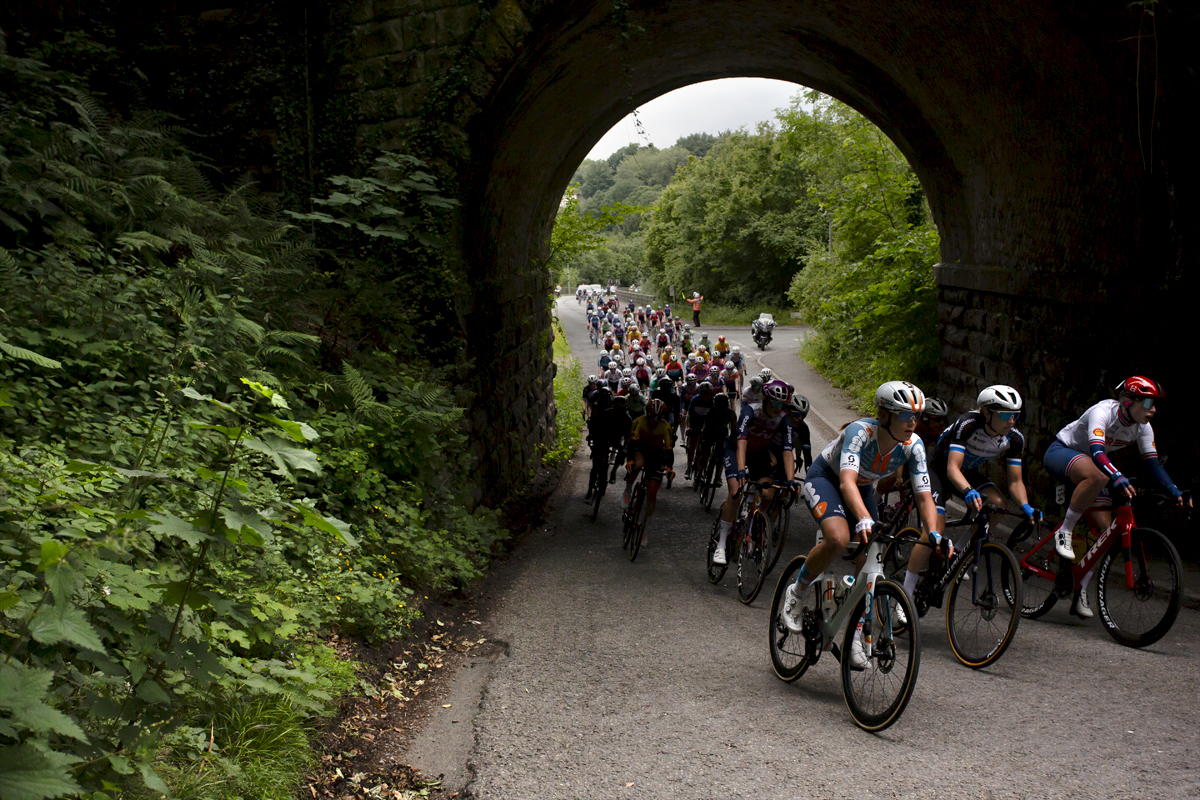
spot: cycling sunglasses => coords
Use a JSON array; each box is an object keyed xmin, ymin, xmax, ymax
[
  {"xmin": 1138, "ymin": 397, "xmax": 1156, "ymax": 409},
  {"xmin": 996, "ymin": 411, "xmax": 1020, "ymax": 421},
  {"xmin": 893, "ymin": 410, "xmax": 918, "ymax": 423}
]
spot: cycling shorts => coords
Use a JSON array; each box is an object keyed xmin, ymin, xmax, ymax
[
  {"xmin": 800, "ymin": 456, "xmax": 879, "ymax": 523},
  {"xmin": 723, "ymin": 442, "xmax": 781, "ymax": 481},
  {"xmin": 629, "ymin": 445, "xmax": 669, "ymax": 481},
  {"xmin": 1044, "ymin": 439, "xmax": 1112, "ymax": 507},
  {"xmin": 927, "ymin": 466, "xmax": 996, "ymax": 516}
]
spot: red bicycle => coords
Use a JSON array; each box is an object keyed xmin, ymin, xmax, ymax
[{"xmin": 1005, "ymin": 488, "xmax": 1185, "ymax": 648}]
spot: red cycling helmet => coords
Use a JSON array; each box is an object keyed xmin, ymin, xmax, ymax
[
  {"xmin": 646, "ymin": 398, "xmax": 667, "ymax": 417},
  {"xmin": 1118, "ymin": 376, "xmax": 1164, "ymax": 399}
]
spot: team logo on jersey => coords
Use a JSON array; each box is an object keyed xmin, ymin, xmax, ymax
[
  {"xmin": 814, "ymin": 501, "xmax": 828, "ymax": 517},
  {"xmin": 1092, "ymin": 428, "xmax": 1104, "ymax": 437}
]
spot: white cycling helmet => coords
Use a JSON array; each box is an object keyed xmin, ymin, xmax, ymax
[
  {"xmin": 655, "ymin": 368, "xmax": 667, "ymax": 378},
  {"xmin": 923, "ymin": 398, "xmax": 949, "ymax": 417},
  {"xmin": 622, "ymin": 367, "xmax": 633, "ymax": 378},
  {"xmin": 731, "ymin": 346, "xmax": 740, "ymax": 354},
  {"xmin": 977, "ymin": 385, "xmax": 1022, "ymax": 412},
  {"xmin": 875, "ymin": 381, "xmax": 926, "ymax": 413},
  {"xmin": 759, "ymin": 368, "xmax": 772, "ymax": 379},
  {"xmin": 789, "ymin": 393, "xmax": 810, "ymax": 418},
  {"xmin": 636, "ymin": 357, "xmax": 646, "ymax": 366}
]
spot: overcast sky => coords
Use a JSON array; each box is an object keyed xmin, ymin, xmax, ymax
[{"xmin": 584, "ymin": 78, "xmax": 807, "ymax": 162}]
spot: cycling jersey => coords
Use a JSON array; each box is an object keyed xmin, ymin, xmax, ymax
[
  {"xmin": 630, "ymin": 415, "xmax": 673, "ymax": 451},
  {"xmin": 1057, "ymin": 399, "xmax": 1155, "ymax": 457},
  {"xmin": 687, "ymin": 393, "xmax": 715, "ymax": 427},
  {"xmin": 734, "ymin": 402, "xmax": 794, "ymax": 453},
  {"xmin": 588, "ymin": 407, "xmax": 631, "ymax": 451},
  {"xmin": 741, "ymin": 385, "xmax": 762, "ymax": 405},
  {"xmin": 932, "ymin": 411, "xmax": 1026, "ymax": 472},
  {"xmin": 650, "ymin": 388, "xmax": 681, "ymax": 426},
  {"xmin": 817, "ymin": 418, "xmax": 931, "ymax": 491}
]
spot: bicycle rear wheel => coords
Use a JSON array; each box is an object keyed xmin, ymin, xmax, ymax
[
  {"xmin": 1096, "ymin": 527, "xmax": 1181, "ymax": 647},
  {"xmin": 706, "ymin": 515, "xmax": 728, "ymax": 584},
  {"xmin": 840, "ymin": 579, "xmax": 920, "ymax": 732},
  {"xmin": 1005, "ymin": 523, "xmax": 1058, "ymax": 619},
  {"xmin": 737, "ymin": 510, "xmax": 770, "ymax": 604},
  {"xmin": 766, "ymin": 505, "xmax": 789, "ymax": 575},
  {"xmin": 768, "ymin": 556, "xmax": 813, "ymax": 682},
  {"xmin": 590, "ymin": 463, "xmax": 605, "ymax": 521},
  {"xmin": 946, "ymin": 542, "xmax": 1022, "ymax": 669},
  {"xmin": 622, "ymin": 485, "xmax": 640, "ymax": 553}
]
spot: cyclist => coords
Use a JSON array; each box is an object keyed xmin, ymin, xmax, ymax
[
  {"xmin": 741, "ymin": 374, "xmax": 765, "ymax": 405},
  {"xmin": 896, "ymin": 385, "xmax": 1040, "ymax": 611},
  {"xmin": 581, "ymin": 375, "xmax": 599, "ymax": 419},
  {"xmin": 692, "ymin": 391, "xmax": 738, "ymax": 484},
  {"xmin": 714, "ymin": 334, "xmax": 730, "ymax": 357},
  {"xmin": 684, "ymin": 380, "xmax": 717, "ymax": 476},
  {"xmin": 1043, "ymin": 376, "xmax": 1188, "ymax": 617},
  {"xmin": 585, "ymin": 387, "xmax": 631, "ymax": 501},
  {"xmin": 783, "ymin": 392, "xmax": 814, "ymax": 475},
  {"xmin": 713, "ymin": 380, "xmax": 800, "ymax": 566},
  {"xmin": 622, "ymin": 398, "xmax": 675, "ymax": 544},
  {"xmin": 781, "ymin": 381, "xmax": 946, "ymax": 667},
  {"xmin": 625, "ymin": 386, "xmax": 647, "ymax": 420}
]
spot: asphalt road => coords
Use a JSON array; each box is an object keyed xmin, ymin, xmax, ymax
[{"xmin": 463, "ymin": 298, "xmax": 1200, "ymax": 799}]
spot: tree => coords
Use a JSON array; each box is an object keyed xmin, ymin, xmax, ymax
[{"xmin": 547, "ymin": 187, "xmax": 645, "ymax": 281}]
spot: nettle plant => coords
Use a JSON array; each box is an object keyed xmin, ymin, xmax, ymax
[{"xmin": 0, "ymin": 377, "xmax": 353, "ymax": 799}]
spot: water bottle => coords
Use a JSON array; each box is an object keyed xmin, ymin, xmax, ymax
[
  {"xmin": 821, "ymin": 577, "xmax": 837, "ymax": 618},
  {"xmin": 834, "ymin": 575, "xmax": 854, "ymax": 605}
]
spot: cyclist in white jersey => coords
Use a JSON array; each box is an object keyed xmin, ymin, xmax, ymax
[{"xmin": 1043, "ymin": 376, "xmax": 1187, "ymax": 617}]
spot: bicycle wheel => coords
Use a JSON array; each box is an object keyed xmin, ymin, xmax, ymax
[
  {"xmin": 1096, "ymin": 527, "xmax": 1182, "ymax": 648},
  {"xmin": 702, "ymin": 452, "xmax": 722, "ymax": 512},
  {"xmin": 622, "ymin": 484, "xmax": 641, "ymax": 553},
  {"xmin": 881, "ymin": 527, "xmax": 922, "ymax": 584},
  {"xmin": 1005, "ymin": 524, "xmax": 1059, "ymax": 619},
  {"xmin": 945, "ymin": 542, "xmax": 1022, "ymax": 669},
  {"xmin": 706, "ymin": 515, "xmax": 728, "ymax": 584},
  {"xmin": 768, "ymin": 556, "xmax": 813, "ymax": 682},
  {"xmin": 766, "ymin": 504, "xmax": 789, "ymax": 575},
  {"xmin": 627, "ymin": 483, "xmax": 647, "ymax": 563},
  {"xmin": 690, "ymin": 442, "xmax": 704, "ymax": 493},
  {"xmin": 840, "ymin": 579, "xmax": 920, "ymax": 732},
  {"xmin": 737, "ymin": 510, "xmax": 770, "ymax": 604},
  {"xmin": 590, "ymin": 463, "xmax": 605, "ymax": 521}
]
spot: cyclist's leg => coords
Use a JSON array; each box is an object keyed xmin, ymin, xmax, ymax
[
  {"xmin": 624, "ymin": 451, "xmax": 645, "ymax": 505},
  {"xmin": 1046, "ymin": 441, "xmax": 1108, "ymax": 538},
  {"xmin": 645, "ymin": 459, "xmax": 665, "ymax": 517},
  {"xmin": 795, "ymin": 467, "xmax": 853, "ymax": 588},
  {"xmin": 906, "ymin": 469, "xmax": 948, "ymax": 582}
]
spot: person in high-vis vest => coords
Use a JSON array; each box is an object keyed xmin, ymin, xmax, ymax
[{"xmin": 690, "ymin": 292, "xmax": 704, "ymax": 326}]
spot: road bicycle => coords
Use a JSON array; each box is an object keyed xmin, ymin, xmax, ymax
[
  {"xmin": 586, "ymin": 442, "xmax": 619, "ymax": 522},
  {"xmin": 706, "ymin": 480, "xmax": 795, "ymax": 603},
  {"xmin": 1006, "ymin": 486, "xmax": 1186, "ymax": 647},
  {"xmin": 768, "ymin": 522, "xmax": 919, "ymax": 732},
  {"xmin": 621, "ymin": 458, "xmax": 664, "ymax": 563},
  {"xmin": 882, "ymin": 504, "xmax": 1023, "ymax": 669}
]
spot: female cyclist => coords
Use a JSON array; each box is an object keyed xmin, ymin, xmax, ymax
[
  {"xmin": 782, "ymin": 381, "xmax": 948, "ymax": 668},
  {"xmin": 1043, "ymin": 376, "xmax": 1188, "ymax": 617}
]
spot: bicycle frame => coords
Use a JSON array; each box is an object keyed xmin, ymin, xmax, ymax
[
  {"xmin": 1017, "ymin": 503, "xmax": 1137, "ymax": 592},
  {"xmin": 810, "ymin": 537, "xmax": 893, "ymax": 661},
  {"xmin": 938, "ymin": 509, "xmax": 1003, "ymax": 608}
]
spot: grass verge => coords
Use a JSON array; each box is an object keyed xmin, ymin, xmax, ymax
[{"xmin": 543, "ymin": 318, "xmax": 585, "ymax": 469}]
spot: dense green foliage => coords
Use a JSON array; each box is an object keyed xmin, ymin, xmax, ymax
[
  {"xmin": 0, "ymin": 54, "xmax": 501, "ymax": 799},
  {"xmin": 642, "ymin": 125, "xmax": 823, "ymax": 306},
  {"xmin": 780, "ymin": 93, "xmax": 939, "ymax": 408},
  {"xmin": 563, "ymin": 91, "xmax": 939, "ymax": 406}
]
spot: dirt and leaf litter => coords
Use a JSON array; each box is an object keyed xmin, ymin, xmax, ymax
[{"xmin": 305, "ymin": 602, "xmax": 494, "ymax": 800}]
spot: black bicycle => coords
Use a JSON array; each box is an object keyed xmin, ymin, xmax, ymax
[
  {"xmin": 586, "ymin": 442, "xmax": 619, "ymax": 521},
  {"xmin": 707, "ymin": 480, "xmax": 795, "ymax": 603},
  {"xmin": 882, "ymin": 503, "xmax": 1023, "ymax": 669}
]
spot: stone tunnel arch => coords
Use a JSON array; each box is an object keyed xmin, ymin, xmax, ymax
[{"xmin": 348, "ymin": 0, "xmax": 1196, "ymax": 500}]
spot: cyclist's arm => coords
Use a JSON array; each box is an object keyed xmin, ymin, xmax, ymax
[
  {"xmin": 945, "ymin": 449, "xmax": 973, "ymax": 495},
  {"xmin": 839, "ymin": 468, "xmax": 873, "ymax": 524},
  {"xmin": 1083, "ymin": 404, "xmax": 1124, "ymax": 483},
  {"xmin": 914, "ymin": 489, "xmax": 940, "ymax": 538},
  {"xmin": 1005, "ymin": 462, "xmax": 1031, "ymax": 507}
]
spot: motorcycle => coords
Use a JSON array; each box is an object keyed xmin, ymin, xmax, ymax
[{"xmin": 751, "ymin": 313, "xmax": 776, "ymax": 350}]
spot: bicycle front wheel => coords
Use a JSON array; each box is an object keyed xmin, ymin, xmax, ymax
[
  {"xmin": 737, "ymin": 511, "xmax": 770, "ymax": 604},
  {"xmin": 1005, "ymin": 523, "xmax": 1058, "ymax": 619},
  {"xmin": 766, "ymin": 504, "xmax": 789, "ymax": 575},
  {"xmin": 841, "ymin": 579, "xmax": 920, "ymax": 732},
  {"xmin": 945, "ymin": 542, "xmax": 1022, "ymax": 669},
  {"xmin": 622, "ymin": 485, "xmax": 641, "ymax": 553},
  {"xmin": 881, "ymin": 527, "xmax": 922, "ymax": 584},
  {"xmin": 627, "ymin": 483, "xmax": 648, "ymax": 562},
  {"xmin": 706, "ymin": 515, "xmax": 728, "ymax": 584},
  {"xmin": 1096, "ymin": 527, "xmax": 1182, "ymax": 648},
  {"xmin": 768, "ymin": 556, "xmax": 813, "ymax": 682},
  {"xmin": 702, "ymin": 452, "xmax": 722, "ymax": 512}
]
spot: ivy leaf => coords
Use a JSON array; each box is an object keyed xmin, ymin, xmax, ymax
[
  {"xmin": 0, "ymin": 744, "xmax": 82, "ymax": 800},
  {"xmin": 29, "ymin": 604, "xmax": 107, "ymax": 654},
  {"xmin": 149, "ymin": 511, "xmax": 208, "ymax": 546},
  {"xmin": 0, "ymin": 663, "xmax": 89, "ymax": 741}
]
